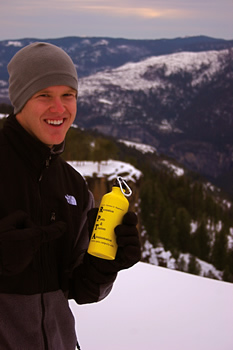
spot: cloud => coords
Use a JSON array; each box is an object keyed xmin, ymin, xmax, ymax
[
  {"xmin": 1, "ymin": 0, "xmax": 232, "ymax": 21},
  {"xmin": 48, "ymin": 0, "xmax": 192, "ymax": 19},
  {"xmin": 76, "ymin": 6, "xmax": 189, "ymax": 19}
]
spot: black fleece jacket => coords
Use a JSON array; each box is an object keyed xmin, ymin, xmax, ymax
[{"xmin": 0, "ymin": 114, "xmax": 116, "ymax": 350}]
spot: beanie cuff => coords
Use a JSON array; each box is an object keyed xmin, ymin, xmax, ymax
[{"xmin": 13, "ymin": 73, "xmax": 78, "ymax": 114}]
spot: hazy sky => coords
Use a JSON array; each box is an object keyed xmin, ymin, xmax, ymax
[{"xmin": 0, "ymin": 0, "xmax": 233, "ymax": 41}]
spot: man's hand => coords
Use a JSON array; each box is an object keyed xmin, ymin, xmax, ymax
[
  {"xmin": 87, "ymin": 209, "xmax": 141, "ymax": 274},
  {"xmin": 0, "ymin": 210, "xmax": 66, "ymax": 275}
]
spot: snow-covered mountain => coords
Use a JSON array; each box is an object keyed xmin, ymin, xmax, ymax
[
  {"xmin": 0, "ymin": 35, "xmax": 232, "ymax": 83},
  {"xmin": 77, "ymin": 47, "xmax": 232, "ymax": 137},
  {"xmin": 79, "ymin": 50, "xmax": 225, "ymax": 95},
  {"xmin": 75, "ymin": 48, "xmax": 233, "ymax": 194}
]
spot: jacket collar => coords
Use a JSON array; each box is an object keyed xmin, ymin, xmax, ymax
[{"xmin": 3, "ymin": 114, "xmax": 65, "ymax": 179}]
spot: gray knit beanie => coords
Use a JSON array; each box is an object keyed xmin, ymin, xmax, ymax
[{"xmin": 8, "ymin": 42, "xmax": 78, "ymax": 114}]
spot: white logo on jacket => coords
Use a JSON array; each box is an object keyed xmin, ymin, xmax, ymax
[{"xmin": 65, "ymin": 194, "xmax": 77, "ymax": 206}]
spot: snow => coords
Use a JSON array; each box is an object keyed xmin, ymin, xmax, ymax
[
  {"xmin": 228, "ymin": 228, "xmax": 233, "ymax": 249},
  {"xmin": 93, "ymin": 39, "xmax": 109, "ymax": 47},
  {"xmin": 0, "ymin": 80, "xmax": 7, "ymax": 86},
  {"xmin": 142, "ymin": 236, "xmax": 222, "ymax": 280},
  {"xmin": 68, "ymin": 159, "xmax": 142, "ymax": 183},
  {"xmin": 98, "ymin": 98, "xmax": 113, "ymax": 105},
  {"xmin": 222, "ymin": 199, "xmax": 232, "ymax": 209},
  {"xmin": 79, "ymin": 50, "xmax": 226, "ymax": 96},
  {"xmin": 70, "ymin": 261, "xmax": 233, "ymax": 350},
  {"xmin": 119, "ymin": 139, "xmax": 157, "ymax": 154},
  {"xmin": 5, "ymin": 41, "xmax": 23, "ymax": 47},
  {"xmin": 162, "ymin": 160, "xmax": 184, "ymax": 176},
  {"xmin": 190, "ymin": 220, "xmax": 198, "ymax": 234}
]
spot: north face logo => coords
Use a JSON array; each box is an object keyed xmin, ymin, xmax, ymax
[{"xmin": 65, "ymin": 194, "xmax": 77, "ymax": 206}]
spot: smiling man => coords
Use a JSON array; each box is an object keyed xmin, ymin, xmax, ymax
[
  {"xmin": 0, "ymin": 42, "xmax": 141, "ymax": 350},
  {"xmin": 8, "ymin": 42, "xmax": 78, "ymax": 148},
  {"xmin": 16, "ymin": 85, "xmax": 77, "ymax": 147}
]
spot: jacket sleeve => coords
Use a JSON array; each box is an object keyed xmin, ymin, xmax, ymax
[
  {"xmin": 68, "ymin": 190, "xmax": 117, "ymax": 304},
  {"xmin": 69, "ymin": 252, "xmax": 117, "ymax": 304}
]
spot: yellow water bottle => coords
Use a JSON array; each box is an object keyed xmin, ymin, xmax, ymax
[{"xmin": 87, "ymin": 177, "xmax": 132, "ymax": 260}]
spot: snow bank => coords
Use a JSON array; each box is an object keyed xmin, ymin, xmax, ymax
[
  {"xmin": 68, "ymin": 159, "xmax": 142, "ymax": 183},
  {"xmin": 70, "ymin": 262, "xmax": 233, "ymax": 350}
]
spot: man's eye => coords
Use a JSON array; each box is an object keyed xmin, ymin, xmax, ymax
[
  {"xmin": 35, "ymin": 94, "xmax": 49, "ymax": 99},
  {"xmin": 64, "ymin": 93, "xmax": 76, "ymax": 98}
]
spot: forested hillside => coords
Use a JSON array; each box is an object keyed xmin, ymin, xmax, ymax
[
  {"xmin": 61, "ymin": 124, "xmax": 233, "ymax": 283},
  {"xmin": 62, "ymin": 124, "xmax": 233, "ymax": 282},
  {"xmin": 1, "ymin": 117, "xmax": 233, "ymax": 282}
]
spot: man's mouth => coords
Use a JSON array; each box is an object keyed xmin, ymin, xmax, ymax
[{"xmin": 46, "ymin": 119, "xmax": 64, "ymax": 126}]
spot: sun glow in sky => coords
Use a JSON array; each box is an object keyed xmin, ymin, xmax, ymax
[{"xmin": 0, "ymin": 0, "xmax": 232, "ymax": 40}]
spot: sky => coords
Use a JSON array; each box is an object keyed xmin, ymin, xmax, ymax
[{"xmin": 0, "ymin": 0, "xmax": 233, "ymax": 41}]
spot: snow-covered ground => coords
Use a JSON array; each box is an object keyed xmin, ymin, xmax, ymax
[
  {"xmin": 68, "ymin": 159, "xmax": 142, "ymax": 183},
  {"xmin": 70, "ymin": 261, "xmax": 233, "ymax": 350}
]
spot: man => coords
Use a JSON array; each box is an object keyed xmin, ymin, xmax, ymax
[{"xmin": 0, "ymin": 42, "xmax": 141, "ymax": 350}]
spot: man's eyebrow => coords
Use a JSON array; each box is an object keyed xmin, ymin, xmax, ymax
[{"xmin": 36, "ymin": 89, "xmax": 51, "ymax": 94}]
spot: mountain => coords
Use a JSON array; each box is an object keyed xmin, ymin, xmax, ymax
[
  {"xmin": 0, "ymin": 36, "xmax": 233, "ymax": 194},
  {"xmin": 0, "ymin": 35, "xmax": 233, "ymax": 100},
  {"xmin": 76, "ymin": 48, "xmax": 233, "ymax": 195}
]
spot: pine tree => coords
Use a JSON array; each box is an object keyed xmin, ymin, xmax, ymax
[
  {"xmin": 188, "ymin": 255, "xmax": 201, "ymax": 275},
  {"xmin": 194, "ymin": 218, "xmax": 211, "ymax": 262},
  {"xmin": 140, "ymin": 176, "xmax": 165, "ymax": 245},
  {"xmin": 175, "ymin": 207, "xmax": 191, "ymax": 252},
  {"xmin": 159, "ymin": 206, "xmax": 178, "ymax": 252},
  {"xmin": 212, "ymin": 227, "xmax": 228, "ymax": 270}
]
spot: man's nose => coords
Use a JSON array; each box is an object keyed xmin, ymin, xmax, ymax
[{"xmin": 49, "ymin": 97, "xmax": 66, "ymax": 113}]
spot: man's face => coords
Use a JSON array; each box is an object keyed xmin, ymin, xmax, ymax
[{"xmin": 16, "ymin": 85, "xmax": 77, "ymax": 147}]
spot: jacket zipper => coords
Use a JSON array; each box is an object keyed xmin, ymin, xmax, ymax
[{"xmin": 38, "ymin": 155, "xmax": 51, "ymax": 350}]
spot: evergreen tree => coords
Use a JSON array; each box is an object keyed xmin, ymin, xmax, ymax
[
  {"xmin": 175, "ymin": 207, "xmax": 191, "ymax": 252},
  {"xmin": 212, "ymin": 226, "xmax": 228, "ymax": 270},
  {"xmin": 190, "ymin": 183, "xmax": 204, "ymax": 219},
  {"xmin": 188, "ymin": 255, "xmax": 201, "ymax": 275},
  {"xmin": 159, "ymin": 206, "xmax": 178, "ymax": 252},
  {"xmin": 140, "ymin": 176, "xmax": 165, "ymax": 245},
  {"xmin": 193, "ymin": 218, "xmax": 210, "ymax": 262},
  {"xmin": 92, "ymin": 137, "xmax": 118, "ymax": 162}
]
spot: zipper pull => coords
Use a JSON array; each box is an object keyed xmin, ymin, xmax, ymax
[
  {"xmin": 46, "ymin": 155, "xmax": 52, "ymax": 168},
  {"xmin": 50, "ymin": 212, "xmax": 56, "ymax": 222}
]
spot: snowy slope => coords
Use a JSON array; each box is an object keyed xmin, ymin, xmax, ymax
[
  {"xmin": 79, "ymin": 50, "xmax": 226, "ymax": 96},
  {"xmin": 70, "ymin": 262, "xmax": 233, "ymax": 350}
]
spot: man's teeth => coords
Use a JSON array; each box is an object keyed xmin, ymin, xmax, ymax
[{"xmin": 46, "ymin": 119, "xmax": 63, "ymax": 125}]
